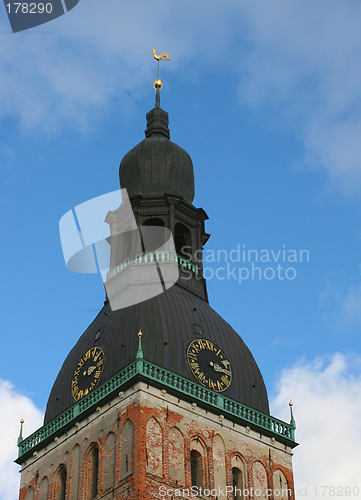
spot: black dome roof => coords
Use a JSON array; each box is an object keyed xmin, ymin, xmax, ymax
[
  {"xmin": 119, "ymin": 106, "xmax": 195, "ymax": 203},
  {"xmin": 44, "ymin": 285, "xmax": 269, "ymax": 424}
]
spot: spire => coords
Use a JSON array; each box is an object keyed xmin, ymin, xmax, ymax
[
  {"xmin": 289, "ymin": 400, "xmax": 296, "ymax": 440},
  {"xmin": 136, "ymin": 329, "xmax": 144, "ymax": 359},
  {"xmin": 145, "ymin": 49, "xmax": 171, "ymax": 139},
  {"xmin": 17, "ymin": 418, "xmax": 24, "ymax": 446}
]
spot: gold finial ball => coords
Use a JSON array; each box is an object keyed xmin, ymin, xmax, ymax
[
  {"xmin": 289, "ymin": 400, "xmax": 293, "ymax": 407},
  {"xmin": 138, "ymin": 329, "xmax": 142, "ymax": 338},
  {"xmin": 20, "ymin": 418, "xmax": 24, "ymax": 424},
  {"xmin": 153, "ymin": 79, "xmax": 163, "ymax": 90}
]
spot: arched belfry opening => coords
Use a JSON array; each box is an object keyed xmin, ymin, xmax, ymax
[
  {"xmin": 142, "ymin": 217, "xmax": 165, "ymax": 253},
  {"xmin": 175, "ymin": 222, "xmax": 192, "ymax": 258}
]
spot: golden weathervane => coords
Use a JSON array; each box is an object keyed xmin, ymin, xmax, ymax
[{"xmin": 152, "ymin": 49, "xmax": 170, "ymax": 90}]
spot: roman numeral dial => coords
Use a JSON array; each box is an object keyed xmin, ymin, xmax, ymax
[
  {"xmin": 186, "ymin": 339, "xmax": 232, "ymax": 392},
  {"xmin": 71, "ymin": 347, "xmax": 105, "ymax": 401}
]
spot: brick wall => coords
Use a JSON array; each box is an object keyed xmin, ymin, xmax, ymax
[{"xmin": 18, "ymin": 383, "xmax": 295, "ymax": 500}]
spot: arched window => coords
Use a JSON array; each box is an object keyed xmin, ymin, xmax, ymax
[
  {"xmin": 232, "ymin": 467, "xmax": 243, "ymax": 499},
  {"xmin": 38, "ymin": 477, "xmax": 49, "ymax": 500},
  {"xmin": 168, "ymin": 427, "xmax": 185, "ymax": 483},
  {"xmin": 273, "ymin": 470, "xmax": 289, "ymax": 500},
  {"xmin": 58, "ymin": 466, "xmax": 67, "ymax": 500},
  {"xmin": 213, "ymin": 435, "xmax": 226, "ymax": 495},
  {"xmin": 190, "ymin": 450, "xmax": 203, "ymax": 488},
  {"xmin": 70, "ymin": 445, "xmax": 80, "ymax": 500},
  {"xmin": 25, "ymin": 486, "xmax": 34, "ymax": 500},
  {"xmin": 175, "ymin": 223, "xmax": 192, "ymax": 258},
  {"xmin": 253, "ymin": 462, "xmax": 268, "ymax": 500},
  {"xmin": 141, "ymin": 218, "xmax": 165, "ymax": 253},
  {"xmin": 146, "ymin": 417, "xmax": 163, "ymax": 476},
  {"xmin": 121, "ymin": 419, "xmax": 134, "ymax": 479},
  {"xmin": 103, "ymin": 432, "xmax": 116, "ymax": 490},
  {"xmin": 88, "ymin": 445, "xmax": 99, "ymax": 500}
]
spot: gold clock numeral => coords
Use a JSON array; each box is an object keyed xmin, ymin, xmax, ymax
[
  {"xmin": 71, "ymin": 347, "xmax": 105, "ymax": 401},
  {"xmin": 205, "ymin": 340, "xmax": 214, "ymax": 351},
  {"xmin": 187, "ymin": 339, "xmax": 232, "ymax": 393}
]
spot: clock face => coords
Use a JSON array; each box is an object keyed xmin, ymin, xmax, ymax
[
  {"xmin": 186, "ymin": 338, "xmax": 232, "ymax": 392},
  {"xmin": 71, "ymin": 347, "xmax": 105, "ymax": 401}
]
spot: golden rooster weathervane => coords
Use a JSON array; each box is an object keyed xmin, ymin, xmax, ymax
[{"xmin": 152, "ymin": 49, "xmax": 170, "ymax": 91}]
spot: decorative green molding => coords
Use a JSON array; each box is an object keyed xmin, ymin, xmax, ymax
[
  {"xmin": 108, "ymin": 251, "xmax": 199, "ymax": 280},
  {"xmin": 17, "ymin": 358, "xmax": 296, "ymax": 462},
  {"xmin": 108, "ymin": 258, "xmax": 130, "ymax": 278},
  {"xmin": 175, "ymin": 254, "xmax": 198, "ymax": 274}
]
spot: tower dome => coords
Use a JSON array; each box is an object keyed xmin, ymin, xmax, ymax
[
  {"xmin": 119, "ymin": 105, "xmax": 195, "ymax": 203},
  {"xmin": 44, "ymin": 285, "xmax": 269, "ymax": 423},
  {"xmin": 43, "ymin": 99, "xmax": 270, "ymax": 424}
]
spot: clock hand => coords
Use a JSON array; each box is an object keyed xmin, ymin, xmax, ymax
[
  {"xmin": 209, "ymin": 362, "xmax": 223, "ymax": 373},
  {"xmin": 87, "ymin": 366, "xmax": 96, "ymax": 375}
]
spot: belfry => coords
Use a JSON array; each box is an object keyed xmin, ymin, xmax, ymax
[{"xmin": 17, "ymin": 54, "xmax": 297, "ymax": 500}]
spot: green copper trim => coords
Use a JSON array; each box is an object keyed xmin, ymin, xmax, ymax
[
  {"xmin": 108, "ymin": 252, "xmax": 199, "ymax": 280},
  {"xmin": 176, "ymin": 254, "xmax": 199, "ymax": 274},
  {"xmin": 108, "ymin": 258, "xmax": 130, "ymax": 278},
  {"xmin": 17, "ymin": 359, "xmax": 296, "ymax": 461}
]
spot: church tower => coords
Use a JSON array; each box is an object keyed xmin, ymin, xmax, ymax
[{"xmin": 16, "ymin": 78, "xmax": 297, "ymax": 500}]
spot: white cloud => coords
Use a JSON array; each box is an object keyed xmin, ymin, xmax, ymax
[
  {"xmin": 0, "ymin": 380, "xmax": 43, "ymax": 500},
  {"xmin": 237, "ymin": 0, "xmax": 361, "ymax": 195},
  {"xmin": 2, "ymin": 0, "xmax": 361, "ymax": 192},
  {"xmin": 271, "ymin": 353, "xmax": 361, "ymax": 497},
  {"xmin": 0, "ymin": 0, "xmax": 238, "ymax": 133}
]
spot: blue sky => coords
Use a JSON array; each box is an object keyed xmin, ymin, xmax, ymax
[{"xmin": 2, "ymin": 0, "xmax": 361, "ymax": 498}]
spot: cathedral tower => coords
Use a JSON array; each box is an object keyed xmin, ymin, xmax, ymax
[{"xmin": 16, "ymin": 86, "xmax": 297, "ymax": 500}]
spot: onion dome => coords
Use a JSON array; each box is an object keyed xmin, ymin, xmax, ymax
[{"xmin": 119, "ymin": 104, "xmax": 195, "ymax": 204}]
